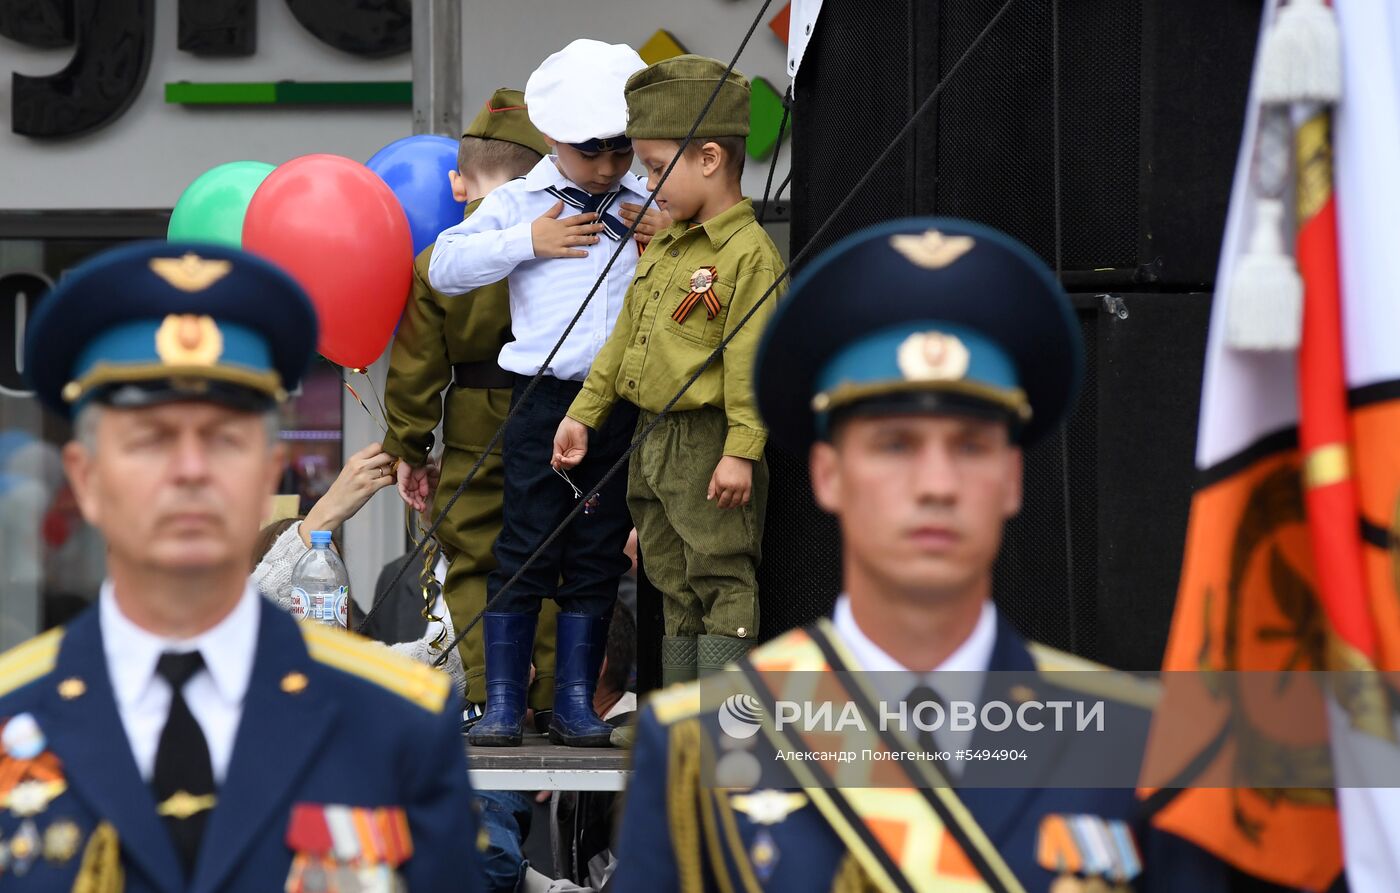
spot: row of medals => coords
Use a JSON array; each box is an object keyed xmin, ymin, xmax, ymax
[
  {"xmin": 289, "ymin": 856, "xmax": 406, "ymax": 893},
  {"xmin": 1, "ymin": 780, "xmax": 81, "ymax": 876},
  {"xmin": 1050, "ymin": 873, "xmax": 1135, "ymax": 893}
]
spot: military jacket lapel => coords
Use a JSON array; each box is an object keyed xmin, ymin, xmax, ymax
[
  {"xmin": 956, "ymin": 616, "xmax": 1073, "ymax": 847},
  {"xmin": 191, "ymin": 601, "xmax": 335, "ymax": 893},
  {"xmin": 42, "ymin": 610, "xmax": 184, "ymax": 893}
]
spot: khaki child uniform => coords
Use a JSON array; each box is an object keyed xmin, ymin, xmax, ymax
[
  {"xmin": 568, "ymin": 57, "xmax": 786, "ymax": 682},
  {"xmin": 383, "ymin": 90, "xmax": 558, "ymax": 711}
]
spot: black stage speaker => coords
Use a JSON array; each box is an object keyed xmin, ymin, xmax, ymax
[
  {"xmin": 790, "ymin": 0, "xmax": 1261, "ymax": 286},
  {"xmin": 758, "ymin": 0, "xmax": 1260, "ymax": 669}
]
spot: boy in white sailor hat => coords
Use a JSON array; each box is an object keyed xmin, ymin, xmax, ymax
[{"xmin": 429, "ymin": 39, "xmax": 666, "ymax": 748}]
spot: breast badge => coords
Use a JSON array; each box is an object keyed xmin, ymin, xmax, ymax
[
  {"xmin": 1037, "ymin": 814, "xmax": 1141, "ymax": 893},
  {"xmin": 674, "ymin": 266, "xmax": 722, "ymax": 323},
  {"xmin": 0, "ymin": 713, "xmax": 89, "ymax": 878},
  {"xmin": 729, "ymin": 789, "xmax": 808, "ymax": 825},
  {"xmin": 43, "ymin": 820, "xmax": 81, "ymax": 864},
  {"xmin": 0, "ymin": 714, "xmax": 67, "ymax": 817},
  {"xmin": 8, "ymin": 819, "xmax": 40, "ymax": 876}
]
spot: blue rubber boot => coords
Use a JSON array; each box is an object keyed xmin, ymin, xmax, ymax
[
  {"xmin": 467, "ymin": 612, "xmax": 536, "ymax": 747},
  {"xmin": 548, "ymin": 612, "xmax": 613, "ymax": 747}
]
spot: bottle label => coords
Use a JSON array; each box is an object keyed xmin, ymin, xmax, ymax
[{"xmin": 289, "ymin": 586, "xmax": 348, "ymax": 627}]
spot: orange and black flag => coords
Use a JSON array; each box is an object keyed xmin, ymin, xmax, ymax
[{"xmin": 1144, "ymin": 1, "xmax": 1400, "ymax": 890}]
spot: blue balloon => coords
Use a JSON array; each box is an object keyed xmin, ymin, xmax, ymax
[{"xmin": 365, "ymin": 135, "xmax": 465, "ymax": 257}]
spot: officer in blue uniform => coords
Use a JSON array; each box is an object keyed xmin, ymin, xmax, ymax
[
  {"xmin": 610, "ymin": 220, "xmax": 1231, "ymax": 893},
  {"xmin": 0, "ymin": 242, "xmax": 481, "ymax": 892}
]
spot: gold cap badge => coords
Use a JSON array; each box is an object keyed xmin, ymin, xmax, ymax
[
  {"xmin": 57, "ymin": 677, "xmax": 85, "ymax": 700},
  {"xmin": 889, "ymin": 230, "xmax": 976, "ymax": 269},
  {"xmin": 149, "ymin": 253, "xmax": 232, "ymax": 293},
  {"xmin": 897, "ymin": 331, "xmax": 971, "ymax": 382},
  {"xmin": 155, "ymin": 314, "xmax": 224, "ymax": 367}
]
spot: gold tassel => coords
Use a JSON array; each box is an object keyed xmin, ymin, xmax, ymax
[
  {"xmin": 830, "ymin": 853, "xmax": 878, "ymax": 893},
  {"xmin": 70, "ymin": 822, "xmax": 123, "ymax": 893},
  {"xmin": 669, "ymin": 718, "xmax": 705, "ymax": 893}
]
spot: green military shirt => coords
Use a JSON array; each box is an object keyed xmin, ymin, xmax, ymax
[
  {"xmin": 383, "ymin": 199, "xmax": 513, "ymax": 465},
  {"xmin": 568, "ymin": 198, "xmax": 784, "ymax": 460}
]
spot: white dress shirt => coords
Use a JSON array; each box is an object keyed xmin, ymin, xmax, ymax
[
  {"xmin": 831, "ymin": 594, "xmax": 997, "ymax": 765},
  {"xmin": 100, "ymin": 581, "xmax": 261, "ymax": 784},
  {"xmin": 428, "ymin": 156, "xmax": 649, "ymax": 381}
]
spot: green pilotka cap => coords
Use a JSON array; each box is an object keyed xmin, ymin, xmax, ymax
[
  {"xmin": 463, "ymin": 87, "xmax": 551, "ymax": 157},
  {"xmin": 624, "ymin": 55, "xmax": 751, "ymax": 139}
]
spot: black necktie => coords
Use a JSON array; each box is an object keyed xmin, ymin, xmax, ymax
[
  {"xmin": 546, "ymin": 185, "xmax": 627, "ymax": 241},
  {"xmin": 906, "ymin": 683, "xmax": 946, "ymax": 758},
  {"xmin": 153, "ymin": 651, "xmax": 216, "ymax": 875}
]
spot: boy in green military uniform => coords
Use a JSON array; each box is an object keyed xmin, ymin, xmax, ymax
[
  {"xmin": 554, "ymin": 57, "xmax": 785, "ymax": 683},
  {"xmin": 385, "ymin": 88, "xmax": 559, "ymax": 721}
]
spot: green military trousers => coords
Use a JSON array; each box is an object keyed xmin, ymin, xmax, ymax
[
  {"xmin": 627, "ymin": 406, "xmax": 767, "ymax": 641},
  {"xmin": 435, "ymin": 445, "xmax": 557, "ymax": 709}
]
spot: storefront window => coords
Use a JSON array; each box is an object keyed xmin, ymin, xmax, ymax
[{"xmin": 0, "ymin": 236, "xmax": 342, "ymax": 647}]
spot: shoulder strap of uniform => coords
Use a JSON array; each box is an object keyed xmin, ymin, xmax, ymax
[
  {"xmin": 0, "ymin": 628, "xmax": 64, "ymax": 698},
  {"xmin": 300, "ymin": 623, "xmax": 450, "ymax": 713},
  {"xmin": 1028, "ymin": 642, "xmax": 1161, "ymax": 709},
  {"xmin": 648, "ymin": 679, "xmax": 703, "ymax": 725}
]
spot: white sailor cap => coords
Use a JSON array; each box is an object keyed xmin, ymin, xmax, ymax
[{"xmin": 525, "ymin": 38, "xmax": 646, "ymax": 146}]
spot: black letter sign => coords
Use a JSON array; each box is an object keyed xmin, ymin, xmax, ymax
[
  {"xmin": 0, "ymin": 0, "xmax": 73, "ymax": 49},
  {"xmin": 178, "ymin": 0, "xmax": 256, "ymax": 57},
  {"xmin": 0, "ymin": 273, "xmax": 52, "ymax": 396},
  {"xmin": 10, "ymin": 0, "xmax": 154, "ymax": 138},
  {"xmin": 283, "ymin": 0, "xmax": 410, "ymax": 58}
]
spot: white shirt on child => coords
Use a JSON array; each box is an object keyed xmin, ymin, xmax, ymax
[{"xmin": 428, "ymin": 156, "xmax": 649, "ymax": 382}]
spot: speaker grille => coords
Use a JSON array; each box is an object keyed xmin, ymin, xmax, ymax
[
  {"xmin": 918, "ymin": 0, "xmax": 1141, "ymax": 272},
  {"xmin": 991, "ymin": 311, "xmax": 1099, "ymax": 657},
  {"xmin": 790, "ymin": 1, "xmax": 916, "ymax": 265},
  {"xmin": 755, "ymin": 446, "xmax": 842, "ymax": 641}
]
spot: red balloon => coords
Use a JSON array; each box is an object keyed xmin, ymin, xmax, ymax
[{"xmin": 243, "ymin": 154, "xmax": 413, "ymax": 368}]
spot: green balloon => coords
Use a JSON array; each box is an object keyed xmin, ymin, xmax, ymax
[{"xmin": 168, "ymin": 161, "xmax": 277, "ymax": 247}]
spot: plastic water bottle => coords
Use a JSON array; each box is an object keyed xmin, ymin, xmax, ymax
[{"xmin": 288, "ymin": 530, "xmax": 349, "ymax": 628}]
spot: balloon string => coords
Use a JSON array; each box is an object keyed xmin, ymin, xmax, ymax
[
  {"xmin": 353, "ymin": 367, "xmax": 392, "ymax": 432},
  {"xmin": 342, "ymin": 376, "xmax": 387, "ymax": 434}
]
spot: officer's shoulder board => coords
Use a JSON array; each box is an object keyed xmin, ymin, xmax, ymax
[
  {"xmin": 1028, "ymin": 641, "xmax": 1160, "ymax": 710},
  {"xmin": 299, "ymin": 623, "xmax": 451, "ymax": 713},
  {"xmin": 647, "ymin": 680, "xmax": 704, "ymax": 726},
  {"xmin": 0, "ymin": 628, "xmax": 65, "ymax": 699}
]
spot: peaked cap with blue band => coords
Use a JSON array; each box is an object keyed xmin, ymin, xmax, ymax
[
  {"xmin": 754, "ymin": 218, "xmax": 1083, "ymax": 452},
  {"xmin": 25, "ymin": 241, "xmax": 318, "ymax": 418}
]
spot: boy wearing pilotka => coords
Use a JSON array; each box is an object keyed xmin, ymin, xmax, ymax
[{"xmin": 554, "ymin": 56, "xmax": 785, "ymax": 687}]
